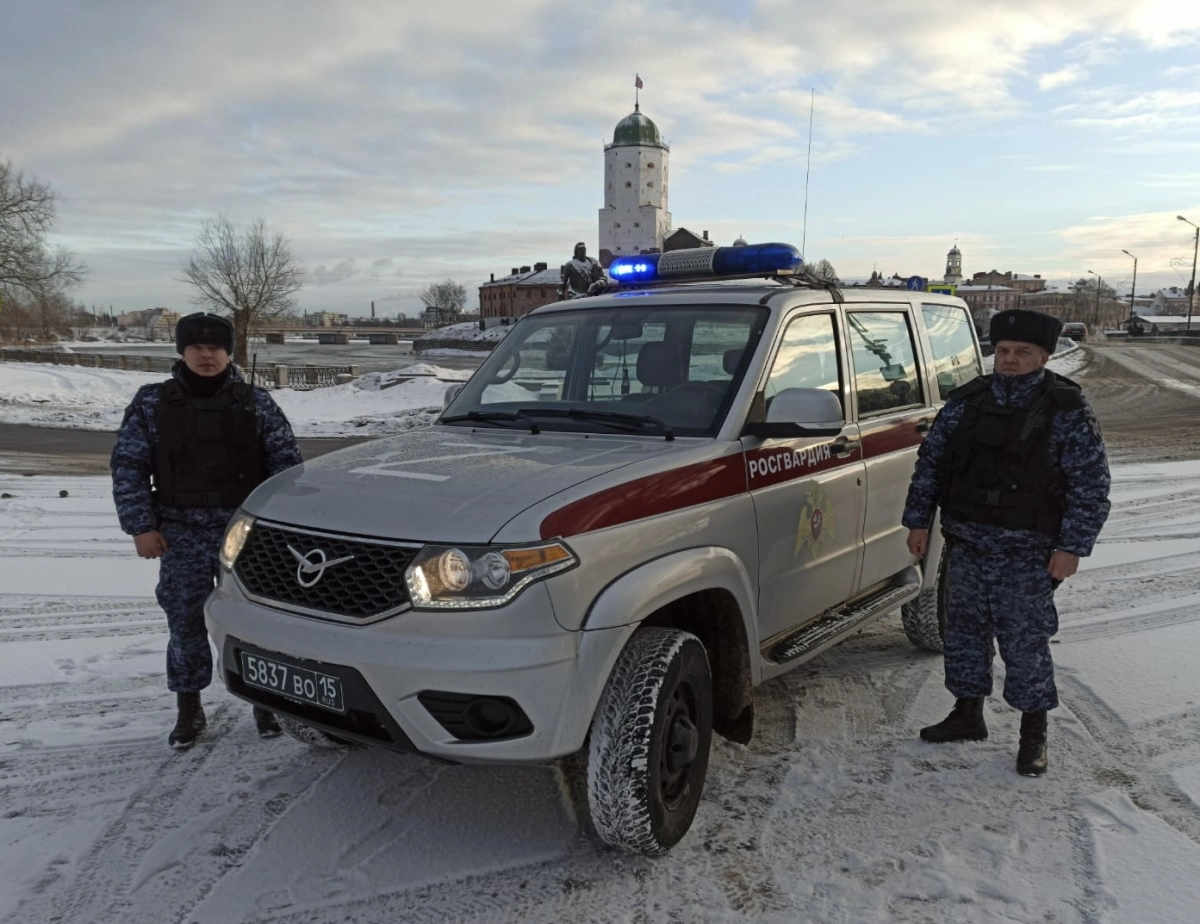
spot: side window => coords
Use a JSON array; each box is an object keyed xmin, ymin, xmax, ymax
[
  {"xmin": 764, "ymin": 313, "xmax": 841, "ymax": 410},
  {"xmin": 921, "ymin": 302, "xmax": 982, "ymax": 399},
  {"xmin": 686, "ymin": 316, "xmax": 758, "ymax": 385},
  {"xmin": 847, "ymin": 311, "xmax": 923, "ymax": 416}
]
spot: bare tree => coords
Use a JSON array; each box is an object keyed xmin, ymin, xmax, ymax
[
  {"xmin": 418, "ymin": 279, "xmax": 468, "ymax": 318},
  {"xmin": 0, "ymin": 157, "xmax": 85, "ymax": 301},
  {"xmin": 180, "ymin": 215, "xmax": 304, "ymax": 367},
  {"xmin": 806, "ymin": 258, "xmax": 839, "ymax": 284}
]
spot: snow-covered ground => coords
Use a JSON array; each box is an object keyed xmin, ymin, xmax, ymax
[
  {"xmin": 0, "ymin": 361, "xmax": 471, "ymax": 438},
  {"xmin": 416, "ymin": 320, "xmax": 511, "ymax": 343},
  {"xmin": 2, "ymin": 448, "xmax": 1200, "ymax": 917}
]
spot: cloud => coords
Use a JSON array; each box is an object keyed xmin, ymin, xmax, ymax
[
  {"xmin": 3, "ymin": 0, "xmax": 1199, "ymax": 311},
  {"xmin": 1055, "ymin": 207, "xmax": 1200, "ymax": 285},
  {"xmin": 1038, "ymin": 65, "xmax": 1087, "ymax": 90}
]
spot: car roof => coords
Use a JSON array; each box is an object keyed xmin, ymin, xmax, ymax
[{"xmin": 525, "ymin": 283, "xmax": 967, "ymax": 316}]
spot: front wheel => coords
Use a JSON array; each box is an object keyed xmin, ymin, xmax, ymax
[
  {"xmin": 587, "ymin": 627, "xmax": 713, "ymax": 855},
  {"xmin": 901, "ymin": 546, "xmax": 948, "ymax": 652}
]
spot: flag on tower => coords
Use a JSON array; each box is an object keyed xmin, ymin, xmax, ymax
[{"xmin": 635, "ymin": 74, "xmax": 643, "ymax": 89}]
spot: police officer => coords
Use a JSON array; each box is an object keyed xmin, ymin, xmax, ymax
[
  {"xmin": 111, "ymin": 312, "xmax": 303, "ymax": 749},
  {"xmin": 902, "ymin": 308, "xmax": 1110, "ymax": 776},
  {"xmin": 560, "ymin": 242, "xmax": 606, "ymax": 300}
]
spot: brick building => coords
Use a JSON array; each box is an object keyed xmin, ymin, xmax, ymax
[
  {"xmin": 478, "ymin": 263, "xmax": 560, "ymax": 320},
  {"xmin": 970, "ymin": 271, "xmax": 1046, "ymax": 294}
]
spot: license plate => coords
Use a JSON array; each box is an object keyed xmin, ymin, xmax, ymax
[{"xmin": 239, "ymin": 651, "xmax": 346, "ymax": 714}]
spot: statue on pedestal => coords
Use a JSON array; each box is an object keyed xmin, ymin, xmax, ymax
[{"xmin": 560, "ymin": 242, "xmax": 606, "ymax": 300}]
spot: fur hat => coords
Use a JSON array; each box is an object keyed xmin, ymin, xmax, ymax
[
  {"xmin": 175, "ymin": 312, "xmax": 235, "ymax": 355},
  {"xmin": 989, "ymin": 309, "xmax": 1062, "ymax": 354}
]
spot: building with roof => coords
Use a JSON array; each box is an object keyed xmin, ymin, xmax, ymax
[
  {"xmin": 1148, "ymin": 287, "xmax": 1191, "ymax": 316},
  {"xmin": 971, "ymin": 270, "xmax": 1046, "ymax": 294},
  {"xmin": 663, "ymin": 228, "xmax": 713, "ymax": 252},
  {"xmin": 598, "ymin": 104, "xmax": 672, "ymax": 267},
  {"xmin": 478, "ymin": 262, "xmax": 559, "ymax": 320},
  {"xmin": 954, "ymin": 285, "xmax": 1018, "ymax": 329}
]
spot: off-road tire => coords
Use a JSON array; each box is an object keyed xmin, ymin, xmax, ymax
[
  {"xmin": 277, "ymin": 715, "xmax": 355, "ymax": 749},
  {"xmin": 901, "ymin": 547, "xmax": 948, "ymax": 652},
  {"xmin": 587, "ymin": 627, "xmax": 713, "ymax": 855}
]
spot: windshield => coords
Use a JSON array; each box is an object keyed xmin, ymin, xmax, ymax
[{"xmin": 442, "ymin": 304, "xmax": 768, "ymax": 437}]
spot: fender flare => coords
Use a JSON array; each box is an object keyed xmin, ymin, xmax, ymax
[
  {"xmin": 581, "ymin": 546, "xmax": 760, "ymax": 695},
  {"xmin": 583, "ymin": 546, "xmax": 756, "ymax": 632}
]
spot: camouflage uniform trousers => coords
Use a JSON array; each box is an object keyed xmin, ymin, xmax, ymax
[
  {"xmin": 156, "ymin": 520, "xmax": 225, "ymax": 693},
  {"xmin": 942, "ymin": 535, "xmax": 1060, "ymax": 713}
]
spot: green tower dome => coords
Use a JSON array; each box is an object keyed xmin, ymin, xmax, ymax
[{"xmin": 611, "ymin": 105, "xmax": 666, "ymax": 148}]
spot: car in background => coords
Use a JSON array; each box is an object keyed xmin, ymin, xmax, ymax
[{"xmin": 1062, "ymin": 322, "xmax": 1088, "ymax": 342}]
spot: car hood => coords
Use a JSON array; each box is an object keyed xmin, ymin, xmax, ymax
[{"xmin": 243, "ymin": 426, "xmax": 682, "ymax": 543}]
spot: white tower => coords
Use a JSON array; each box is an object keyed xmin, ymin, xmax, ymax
[
  {"xmin": 598, "ymin": 104, "xmax": 671, "ymax": 266},
  {"xmin": 944, "ymin": 244, "xmax": 963, "ymax": 285}
]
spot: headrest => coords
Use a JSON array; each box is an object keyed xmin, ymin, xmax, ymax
[
  {"xmin": 636, "ymin": 342, "xmax": 684, "ymax": 388},
  {"xmin": 723, "ymin": 349, "xmax": 743, "ymax": 376}
]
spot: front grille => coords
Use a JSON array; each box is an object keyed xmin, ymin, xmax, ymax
[{"xmin": 235, "ymin": 522, "xmax": 419, "ymax": 622}]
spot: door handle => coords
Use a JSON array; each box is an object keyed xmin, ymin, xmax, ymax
[
  {"xmin": 831, "ymin": 436, "xmax": 860, "ymax": 458},
  {"xmin": 915, "ymin": 417, "xmax": 934, "ymax": 434}
]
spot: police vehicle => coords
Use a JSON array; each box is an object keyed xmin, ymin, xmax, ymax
[{"xmin": 206, "ymin": 243, "xmax": 983, "ymax": 855}]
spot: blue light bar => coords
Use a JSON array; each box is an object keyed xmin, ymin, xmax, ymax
[
  {"xmin": 609, "ymin": 242, "xmax": 801, "ymax": 285},
  {"xmin": 609, "ymin": 254, "xmax": 662, "ymax": 282}
]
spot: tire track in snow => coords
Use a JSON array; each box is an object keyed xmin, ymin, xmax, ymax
[
  {"xmin": 12, "ymin": 705, "xmax": 344, "ymax": 924},
  {"xmin": 1058, "ymin": 673, "xmax": 1200, "ymax": 846}
]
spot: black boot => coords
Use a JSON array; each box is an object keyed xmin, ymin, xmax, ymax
[
  {"xmin": 1017, "ymin": 711, "xmax": 1048, "ymax": 776},
  {"xmin": 920, "ymin": 697, "xmax": 988, "ymax": 743},
  {"xmin": 253, "ymin": 706, "xmax": 282, "ymax": 738},
  {"xmin": 168, "ymin": 692, "xmax": 207, "ymax": 750}
]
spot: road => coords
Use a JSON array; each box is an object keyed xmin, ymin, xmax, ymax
[{"xmin": 1074, "ymin": 341, "xmax": 1200, "ymax": 463}]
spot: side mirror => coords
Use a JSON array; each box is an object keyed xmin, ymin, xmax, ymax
[
  {"xmin": 443, "ymin": 384, "xmax": 463, "ymax": 409},
  {"xmin": 742, "ymin": 387, "xmax": 844, "ymax": 439}
]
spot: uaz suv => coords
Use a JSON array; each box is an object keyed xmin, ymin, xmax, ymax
[{"xmin": 207, "ymin": 243, "xmax": 982, "ymax": 854}]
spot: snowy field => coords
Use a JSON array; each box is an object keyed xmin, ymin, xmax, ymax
[
  {"xmin": 3, "ymin": 461, "xmax": 1200, "ymax": 921},
  {"xmin": 0, "ymin": 361, "xmax": 471, "ymax": 438}
]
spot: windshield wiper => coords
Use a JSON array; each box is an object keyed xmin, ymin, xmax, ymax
[
  {"xmin": 441, "ymin": 411, "xmax": 540, "ymax": 434},
  {"xmin": 524, "ymin": 407, "xmax": 675, "ymax": 441}
]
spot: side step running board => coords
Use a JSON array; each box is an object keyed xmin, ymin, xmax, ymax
[{"xmin": 765, "ymin": 583, "xmax": 917, "ymax": 665}]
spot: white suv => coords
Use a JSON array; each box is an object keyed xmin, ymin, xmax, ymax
[{"xmin": 207, "ymin": 243, "xmax": 982, "ymax": 854}]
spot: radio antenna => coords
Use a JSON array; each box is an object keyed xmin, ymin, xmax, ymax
[{"xmin": 801, "ymin": 88, "xmax": 815, "ymax": 258}]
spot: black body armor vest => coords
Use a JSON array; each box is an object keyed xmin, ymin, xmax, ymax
[
  {"xmin": 154, "ymin": 380, "xmax": 265, "ymax": 508},
  {"xmin": 939, "ymin": 371, "xmax": 1084, "ymax": 536}
]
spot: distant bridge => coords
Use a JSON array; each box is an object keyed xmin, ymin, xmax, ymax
[{"xmin": 255, "ymin": 326, "xmax": 428, "ymax": 345}]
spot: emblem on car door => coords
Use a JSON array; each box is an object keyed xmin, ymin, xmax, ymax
[{"xmin": 286, "ymin": 544, "xmax": 355, "ymax": 588}]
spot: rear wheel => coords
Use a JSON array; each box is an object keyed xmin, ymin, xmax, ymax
[
  {"xmin": 587, "ymin": 627, "xmax": 713, "ymax": 855},
  {"xmin": 277, "ymin": 715, "xmax": 355, "ymax": 749},
  {"xmin": 901, "ymin": 546, "xmax": 948, "ymax": 652}
]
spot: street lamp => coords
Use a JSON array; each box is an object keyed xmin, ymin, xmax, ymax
[
  {"xmin": 1087, "ymin": 269, "xmax": 1102, "ymax": 330},
  {"xmin": 1122, "ymin": 249, "xmax": 1137, "ymax": 326},
  {"xmin": 1180, "ymin": 216, "xmax": 1199, "ymax": 331}
]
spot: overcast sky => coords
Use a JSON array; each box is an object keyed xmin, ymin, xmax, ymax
[{"xmin": 4, "ymin": 0, "xmax": 1200, "ymax": 317}]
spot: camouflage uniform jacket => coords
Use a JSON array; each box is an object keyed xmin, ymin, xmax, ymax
[
  {"xmin": 111, "ymin": 363, "xmax": 303, "ymax": 536},
  {"xmin": 902, "ymin": 368, "xmax": 1111, "ymax": 556}
]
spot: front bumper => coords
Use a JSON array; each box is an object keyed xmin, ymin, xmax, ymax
[{"xmin": 205, "ymin": 576, "xmax": 636, "ymax": 763}]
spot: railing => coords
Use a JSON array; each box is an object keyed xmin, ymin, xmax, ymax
[{"xmin": 0, "ymin": 348, "xmax": 359, "ymax": 390}]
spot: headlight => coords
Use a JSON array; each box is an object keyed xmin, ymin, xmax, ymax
[
  {"xmin": 220, "ymin": 513, "xmax": 256, "ymax": 571},
  {"xmin": 405, "ymin": 541, "xmax": 576, "ymax": 609}
]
